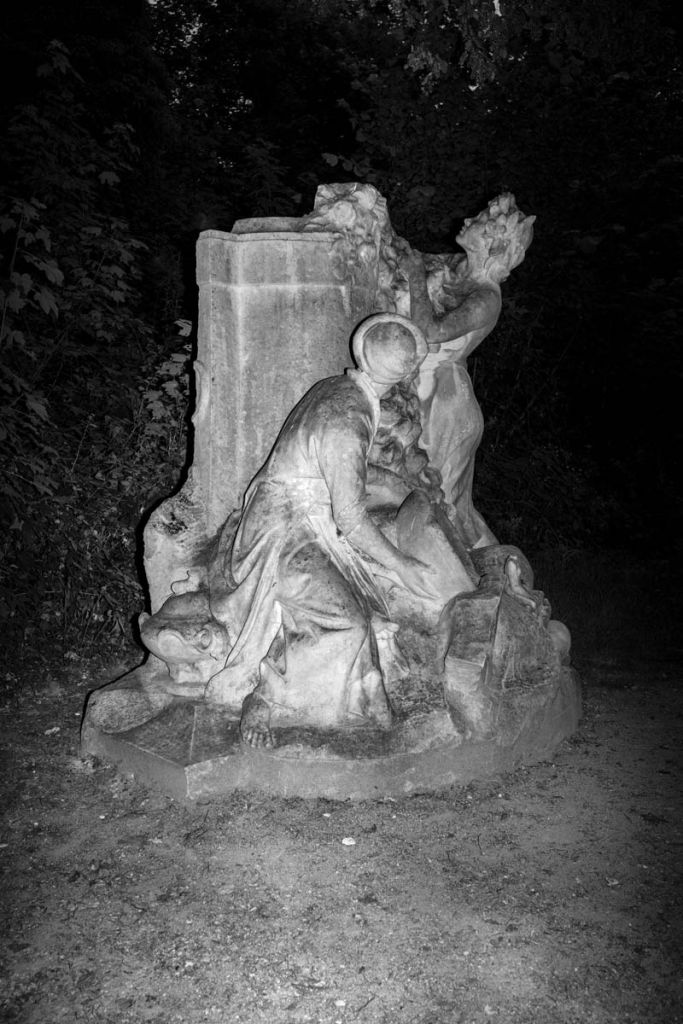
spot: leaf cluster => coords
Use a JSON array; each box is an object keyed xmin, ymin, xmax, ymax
[{"xmin": 0, "ymin": 16, "xmax": 188, "ymax": 657}]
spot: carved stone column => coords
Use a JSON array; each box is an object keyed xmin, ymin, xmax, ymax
[{"xmin": 143, "ymin": 222, "xmax": 378, "ymax": 612}]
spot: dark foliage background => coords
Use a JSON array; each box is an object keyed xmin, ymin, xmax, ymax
[{"xmin": 1, "ymin": 0, "xmax": 681, "ymax": 660}]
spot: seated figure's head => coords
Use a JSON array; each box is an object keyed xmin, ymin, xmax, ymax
[
  {"xmin": 352, "ymin": 313, "xmax": 427, "ymax": 386},
  {"xmin": 457, "ymin": 192, "xmax": 536, "ymax": 280}
]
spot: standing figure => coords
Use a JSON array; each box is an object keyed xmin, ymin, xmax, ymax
[
  {"xmin": 205, "ymin": 314, "xmax": 433, "ymax": 747},
  {"xmin": 407, "ymin": 193, "xmax": 535, "ymax": 548}
]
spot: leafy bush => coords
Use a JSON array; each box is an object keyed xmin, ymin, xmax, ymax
[
  {"xmin": 0, "ymin": 322, "xmax": 191, "ymax": 657},
  {"xmin": 0, "ymin": 39, "xmax": 190, "ymax": 662}
]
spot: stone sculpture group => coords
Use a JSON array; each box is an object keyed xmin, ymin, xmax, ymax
[{"xmin": 82, "ymin": 184, "xmax": 579, "ymax": 799}]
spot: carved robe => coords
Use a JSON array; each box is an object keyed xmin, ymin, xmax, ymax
[
  {"xmin": 206, "ymin": 370, "xmax": 391, "ymax": 727},
  {"xmin": 416, "ymin": 347, "xmax": 496, "ymax": 549}
]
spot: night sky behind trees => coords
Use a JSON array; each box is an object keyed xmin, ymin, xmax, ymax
[{"xmin": 1, "ymin": 0, "xmax": 681, "ymax": 649}]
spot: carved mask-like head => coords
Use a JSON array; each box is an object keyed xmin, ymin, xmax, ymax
[{"xmin": 352, "ymin": 313, "xmax": 428, "ymax": 386}]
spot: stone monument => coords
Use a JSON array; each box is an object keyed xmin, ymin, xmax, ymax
[{"xmin": 81, "ymin": 184, "xmax": 580, "ymax": 801}]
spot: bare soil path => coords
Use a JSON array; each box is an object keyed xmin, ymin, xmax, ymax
[{"xmin": 1, "ymin": 648, "xmax": 681, "ymax": 1024}]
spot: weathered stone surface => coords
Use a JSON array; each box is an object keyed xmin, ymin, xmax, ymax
[
  {"xmin": 409, "ymin": 193, "xmax": 535, "ymax": 546},
  {"xmin": 81, "ymin": 182, "xmax": 581, "ymax": 801},
  {"xmin": 144, "ymin": 226, "xmax": 379, "ymax": 613},
  {"xmin": 81, "ymin": 665, "xmax": 580, "ymax": 801},
  {"xmin": 194, "ymin": 229, "xmax": 377, "ymax": 526}
]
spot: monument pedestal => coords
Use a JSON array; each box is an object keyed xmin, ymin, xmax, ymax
[{"xmin": 81, "ymin": 665, "xmax": 580, "ymax": 801}]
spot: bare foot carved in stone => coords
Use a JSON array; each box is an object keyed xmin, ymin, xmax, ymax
[{"xmin": 240, "ymin": 692, "xmax": 275, "ymax": 749}]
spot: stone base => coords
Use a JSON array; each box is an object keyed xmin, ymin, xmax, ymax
[{"xmin": 80, "ymin": 664, "xmax": 581, "ymax": 801}]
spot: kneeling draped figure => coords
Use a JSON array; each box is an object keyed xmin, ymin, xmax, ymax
[{"xmin": 143, "ymin": 313, "xmax": 437, "ymax": 747}]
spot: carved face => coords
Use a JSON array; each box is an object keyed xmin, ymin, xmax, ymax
[
  {"xmin": 455, "ymin": 210, "xmax": 491, "ymax": 255},
  {"xmin": 139, "ymin": 592, "xmax": 231, "ymax": 684}
]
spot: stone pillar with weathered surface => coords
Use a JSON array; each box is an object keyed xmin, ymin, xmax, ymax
[{"xmin": 143, "ymin": 222, "xmax": 378, "ymax": 612}]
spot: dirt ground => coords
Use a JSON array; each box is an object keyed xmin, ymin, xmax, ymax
[{"xmin": 1, "ymin": 644, "xmax": 681, "ymax": 1024}]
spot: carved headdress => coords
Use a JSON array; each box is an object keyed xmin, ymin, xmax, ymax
[
  {"xmin": 352, "ymin": 313, "xmax": 428, "ymax": 385},
  {"xmin": 459, "ymin": 192, "xmax": 536, "ymax": 275}
]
